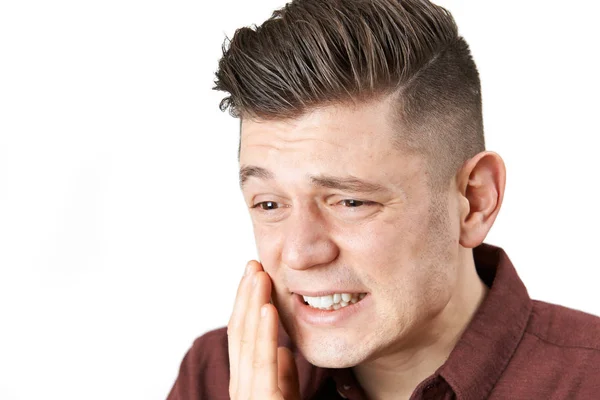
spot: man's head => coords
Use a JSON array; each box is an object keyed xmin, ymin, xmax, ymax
[
  {"xmin": 216, "ymin": 0, "xmax": 485, "ymax": 190},
  {"xmin": 214, "ymin": 0, "xmax": 505, "ymax": 368}
]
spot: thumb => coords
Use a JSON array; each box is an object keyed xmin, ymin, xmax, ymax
[{"xmin": 277, "ymin": 347, "xmax": 300, "ymax": 400}]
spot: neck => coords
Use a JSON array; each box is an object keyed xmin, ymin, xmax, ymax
[{"xmin": 353, "ymin": 251, "xmax": 489, "ymax": 400}]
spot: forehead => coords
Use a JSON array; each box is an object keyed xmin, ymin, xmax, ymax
[
  {"xmin": 239, "ymin": 98, "xmax": 423, "ymax": 188},
  {"xmin": 241, "ymin": 97, "xmax": 397, "ymax": 157}
]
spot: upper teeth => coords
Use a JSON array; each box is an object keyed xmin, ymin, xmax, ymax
[{"xmin": 302, "ymin": 293, "xmax": 367, "ymax": 310}]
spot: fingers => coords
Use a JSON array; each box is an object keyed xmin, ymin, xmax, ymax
[
  {"xmin": 251, "ymin": 304, "xmax": 280, "ymax": 397},
  {"xmin": 237, "ymin": 267, "xmax": 272, "ymax": 398},
  {"xmin": 277, "ymin": 347, "xmax": 300, "ymax": 400},
  {"xmin": 228, "ymin": 261, "xmax": 300, "ymax": 400},
  {"xmin": 227, "ymin": 261, "xmax": 262, "ymax": 398}
]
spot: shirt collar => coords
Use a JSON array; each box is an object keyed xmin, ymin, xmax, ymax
[{"xmin": 436, "ymin": 243, "xmax": 533, "ymax": 399}]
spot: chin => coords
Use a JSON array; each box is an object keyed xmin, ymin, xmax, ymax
[{"xmin": 293, "ymin": 330, "xmax": 371, "ymax": 368}]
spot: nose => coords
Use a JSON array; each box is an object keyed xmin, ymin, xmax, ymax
[{"xmin": 280, "ymin": 203, "xmax": 339, "ymax": 271}]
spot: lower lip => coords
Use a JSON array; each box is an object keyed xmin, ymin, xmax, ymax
[{"xmin": 292, "ymin": 293, "xmax": 371, "ymax": 326}]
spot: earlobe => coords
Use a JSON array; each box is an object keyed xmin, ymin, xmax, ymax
[{"xmin": 458, "ymin": 152, "xmax": 506, "ymax": 248}]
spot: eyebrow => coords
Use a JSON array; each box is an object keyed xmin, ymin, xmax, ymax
[
  {"xmin": 239, "ymin": 165, "xmax": 389, "ymax": 194},
  {"xmin": 239, "ymin": 165, "xmax": 274, "ymax": 187}
]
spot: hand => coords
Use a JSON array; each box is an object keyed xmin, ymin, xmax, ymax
[{"xmin": 227, "ymin": 260, "xmax": 301, "ymax": 400}]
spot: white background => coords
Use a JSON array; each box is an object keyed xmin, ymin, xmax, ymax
[{"xmin": 0, "ymin": 0, "xmax": 599, "ymax": 399}]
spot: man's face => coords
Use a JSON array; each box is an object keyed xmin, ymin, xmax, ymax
[{"xmin": 239, "ymin": 96, "xmax": 461, "ymax": 368}]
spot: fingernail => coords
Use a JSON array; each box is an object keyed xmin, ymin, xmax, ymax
[
  {"xmin": 261, "ymin": 305, "xmax": 268, "ymax": 318},
  {"xmin": 252, "ymin": 274, "xmax": 258, "ymax": 286},
  {"xmin": 244, "ymin": 262, "xmax": 253, "ymax": 276}
]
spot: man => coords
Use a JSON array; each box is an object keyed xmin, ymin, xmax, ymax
[{"xmin": 168, "ymin": 0, "xmax": 600, "ymax": 399}]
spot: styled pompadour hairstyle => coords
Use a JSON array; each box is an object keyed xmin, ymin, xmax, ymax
[{"xmin": 214, "ymin": 0, "xmax": 485, "ymax": 189}]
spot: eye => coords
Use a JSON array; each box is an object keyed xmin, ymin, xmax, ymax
[
  {"xmin": 339, "ymin": 199, "xmax": 373, "ymax": 207},
  {"xmin": 252, "ymin": 201, "xmax": 280, "ymax": 211}
]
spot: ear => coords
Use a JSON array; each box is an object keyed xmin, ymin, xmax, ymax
[{"xmin": 457, "ymin": 151, "xmax": 506, "ymax": 248}]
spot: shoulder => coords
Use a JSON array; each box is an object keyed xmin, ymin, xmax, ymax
[
  {"xmin": 187, "ymin": 326, "xmax": 231, "ymax": 373},
  {"xmin": 526, "ymin": 300, "xmax": 600, "ymax": 350},
  {"xmin": 189, "ymin": 326, "xmax": 230, "ymax": 360},
  {"xmin": 167, "ymin": 327, "xmax": 230, "ymax": 400},
  {"xmin": 494, "ymin": 302, "xmax": 600, "ymax": 397}
]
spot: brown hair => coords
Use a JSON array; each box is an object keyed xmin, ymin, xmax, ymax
[{"xmin": 214, "ymin": 0, "xmax": 485, "ymax": 189}]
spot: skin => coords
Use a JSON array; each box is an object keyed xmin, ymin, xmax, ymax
[{"xmin": 227, "ymin": 94, "xmax": 506, "ymax": 400}]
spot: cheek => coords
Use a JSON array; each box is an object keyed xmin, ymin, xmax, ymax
[
  {"xmin": 251, "ymin": 224, "xmax": 293, "ymax": 300},
  {"xmin": 352, "ymin": 205, "xmax": 455, "ymax": 301},
  {"xmin": 252, "ymin": 227, "xmax": 286, "ymax": 298},
  {"xmin": 340, "ymin": 212, "xmax": 421, "ymax": 274},
  {"xmin": 252, "ymin": 224, "xmax": 281, "ymax": 265},
  {"xmin": 396, "ymin": 211, "xmax": 458, "ymax": 317}
]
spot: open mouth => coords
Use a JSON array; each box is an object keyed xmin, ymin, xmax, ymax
[{"xmin": 299, "ymin": 292, "xmax": 368, "ymax": 311}]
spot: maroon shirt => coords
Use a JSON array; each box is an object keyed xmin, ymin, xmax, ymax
[{"xmin": 167, "ymin": 244, "xmax": 600, "ymax": 399}]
